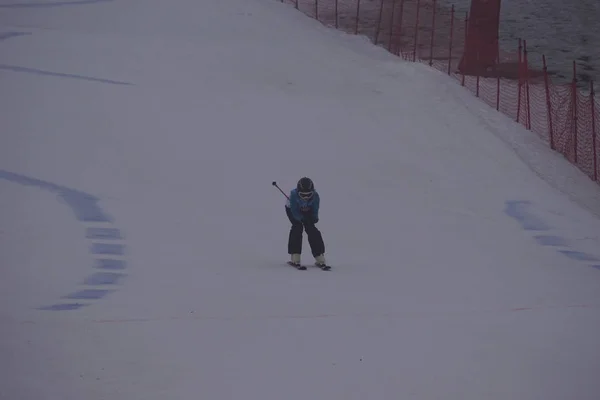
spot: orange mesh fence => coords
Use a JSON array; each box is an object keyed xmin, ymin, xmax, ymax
[{"xmin": 278, "ymin": 0, "xmax": 599, "ymax": 184}]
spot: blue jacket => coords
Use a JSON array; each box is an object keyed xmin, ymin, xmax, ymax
[{"xmin": 286, "ymin": 188, "xmax": 320, "ymax": 222}]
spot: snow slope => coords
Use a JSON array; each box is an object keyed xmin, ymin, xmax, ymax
[{"xmin": 1, "ymin": 0, "xmax": 600, "ymax": 399}]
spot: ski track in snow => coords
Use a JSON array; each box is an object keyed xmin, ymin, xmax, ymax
[
  {"xmin": 504, "ymin": 200, "xmax": 600, "ymax": 271},
  {"xmin": 0, "ymin": 0, "xmax": 113, "ymax": 9},
  {"xmin": 0, "ymin": 170, "xmax": 127, "ymax": 311}
]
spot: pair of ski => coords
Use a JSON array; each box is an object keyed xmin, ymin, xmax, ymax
[{"xmin": 287, "ymin": 261, "xmax": 331, "ymax": 271}]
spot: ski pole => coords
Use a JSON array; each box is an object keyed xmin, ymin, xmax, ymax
[{"xmin": 272, "ymin": 181, "xmax": 289, "ymax": 200}]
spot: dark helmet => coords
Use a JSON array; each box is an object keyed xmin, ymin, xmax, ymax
[{"xmin": 297, "ymin": 177, "xmax": 314, "ymax": 200}]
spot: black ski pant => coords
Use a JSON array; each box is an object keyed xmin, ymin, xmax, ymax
[{"xmin": 286, "ymin": 206, "xmax": 325, "ymax": 257}]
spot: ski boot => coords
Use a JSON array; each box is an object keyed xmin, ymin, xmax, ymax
[
  {"xmin": 314, "ymin": 254, "xmax": 331, "ymax": 270},
  {"xmin": 288, "ymin": 254, "xmax": 306, "ymax": 270}
]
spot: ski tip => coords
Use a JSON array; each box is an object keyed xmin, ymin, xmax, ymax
[{"xmin": 287, "ymin": 261, "xmax": 307, "ymax": 270}]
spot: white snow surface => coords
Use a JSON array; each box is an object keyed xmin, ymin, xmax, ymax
[{"xmin": 1, "ymin": 0, "xmax": 600, "ymax": 399}]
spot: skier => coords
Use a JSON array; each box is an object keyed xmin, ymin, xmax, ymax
[{"xmin": 285, "ymin": 177, "xmax": 327, "ymax": 267}]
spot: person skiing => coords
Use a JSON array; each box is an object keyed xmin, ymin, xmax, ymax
[{"xmin": 285, "ymin": 177, "xmax": 327, "ymax": 267}]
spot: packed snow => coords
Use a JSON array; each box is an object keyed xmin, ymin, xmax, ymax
[{"xmin": 1, "ymin": 0, "xmax": 600, "ymax": 399}]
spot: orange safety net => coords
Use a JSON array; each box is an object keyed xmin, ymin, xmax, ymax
[{"xmin": 279, "ymin": 0, "xmax": 599, "ymax": 183}]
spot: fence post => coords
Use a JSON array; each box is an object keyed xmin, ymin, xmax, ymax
[
  {"xmin": 572, "ymin": 61, "xmax": 578, "ymax": 164},
  {"xmin": 496, "ymin": 36, "xmax": 500, "ymax": 111},
  {"xmin": 447, "ymin": 5, "xmax": 454, "ymax": 75},
  {"xmin": 461, "ymin": 12, "xmax": 468, "ymax": 86},
  {"xmin": 516, "ymin": 39, "xmax": 522, "ymax": 124},
  {"xmin": 315, "ymin": 0, "xmax": 318, "ymax": 20},
  {"xmin": 542, "ymin": 55, "xmax": 555, "ymax": 150},
  {"xmin": 355, "ymin": 0, "xmax": 361, "ymax": 34},
  {"xmin": 428, "ymin": 0, "xmax": 437, "ymax": 67},
  {"xmin": 335, "ymin": 0, "xmax": 338, "ymax": 29},
  {"xmin": 475, "ymin": 20, "xmax": 480, "ymax": 97},
  {"xmin": 398, "ymin": 0, "xmax": 406, "ymax": 58},
  {"xmin": 412, "ymin": 0, "xmax": 421, "ymax": 62},
  {"xmin": 524, "ymin": 40, "xmax": 532, "ymax": 130},
  {"xmin": 295, "ymin": 0, "xmax": 298, "ymax": 10},
  {"xmin": 591, "ymin": 80, "xmax": 597, "ymax": 181},
  {"xmin": 375, "ymin": 0, "xmax": 385, "ymax": 44},
  {"xmin": 388, "ymin": 0, "xmax": 397, "ymax": 52}
]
